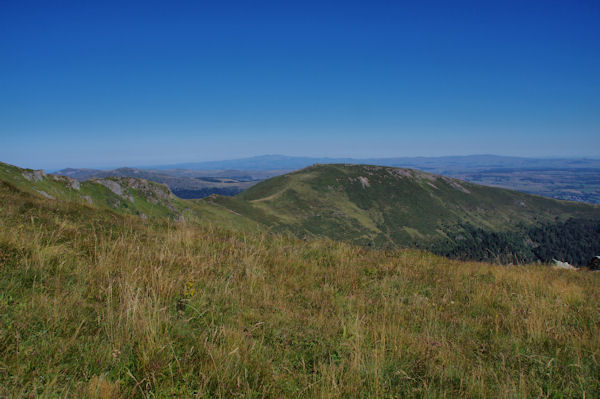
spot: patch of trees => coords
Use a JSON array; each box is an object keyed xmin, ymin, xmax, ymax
[
  {"xmin": 527, "ymin": 218, "xmax": 600, "ymax": 266},
  {"xmin": 428, "ymin": 225, "xmax": 534, "ymax": 264},
  {"xmin": 429, "ymin": 218, "xmax": 600, "ymax": 266}
]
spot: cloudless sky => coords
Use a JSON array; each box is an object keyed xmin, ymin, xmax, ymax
[{"xmin": 1, "ymin": 0, "xmax": 599, "ymax": 169}]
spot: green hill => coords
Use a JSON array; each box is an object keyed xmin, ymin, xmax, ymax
[
  {"xmin": 209, "ymin": 164, "xmax": 600, "ymax": 265},
  {"xmin": 0, "ymin": 161, "xmax": 260, "ymax": 232}
]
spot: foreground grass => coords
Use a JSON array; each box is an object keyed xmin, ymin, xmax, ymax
[{"xmin": 0, "ymin": 182, "xmax": 599, "ymax": 398}]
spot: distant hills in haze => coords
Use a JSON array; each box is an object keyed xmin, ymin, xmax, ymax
[
  {"xmin": 147, "ymin": 154, "xmax": 600, "ymax": 172},
  {"xmin": 56, "ymin": 154, "xmax": 600, "ymax": 204}
]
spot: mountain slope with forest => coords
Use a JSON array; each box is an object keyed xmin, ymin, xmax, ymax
[{"xmin": 209, "ymin": 164, "xmax": 600, "ymax": 265}]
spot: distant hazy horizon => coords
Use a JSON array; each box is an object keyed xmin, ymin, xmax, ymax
[
  {"xmin": 3, "ymin": 153, "xmax": 599, "ymax": 172},
  {"xmin": 2, "ymin": 152, "xmax": 600, "ymax": 172}
]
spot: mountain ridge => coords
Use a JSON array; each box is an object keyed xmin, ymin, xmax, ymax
[
  {"xmin": 146, "ymin": 154, "xmax": 600, "ymax": 171},
  {"xmin": 210, "ymin": 163, "xmax": 600, "ymax": 265}
]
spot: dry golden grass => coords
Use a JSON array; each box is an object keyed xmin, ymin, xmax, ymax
[{"xmin": 0, "ymin": 183, "xmax": 599, "ymax": 397}]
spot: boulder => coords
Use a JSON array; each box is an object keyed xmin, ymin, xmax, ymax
[
  {"xmin": 552, "ymin": 259, "xmax": 576, "ymax": 270},
  {"xmin": 51, "ymin": 174, "xmax": 80, "ymax": 190},
  {"xmin": 22, "ymin": 169, "xmax": 46, "ymax": 182},
  {"xmin": 95, "ymin": 179, "xmax": 123, "ymax": 196}
]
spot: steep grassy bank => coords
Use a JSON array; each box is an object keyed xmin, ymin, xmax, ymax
[{"xmin": 1, "ymin": 179, "xmax": 599, "ymax": 397}]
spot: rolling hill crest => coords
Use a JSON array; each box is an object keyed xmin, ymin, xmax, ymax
[{"xmin": 209, "ymin": 164, "xmax": 600, "ymax": 264}]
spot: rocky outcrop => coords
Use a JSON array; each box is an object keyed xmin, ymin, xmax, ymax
[
  {"xmin": 22, "ymin": 169, "xmax": 46, "ymax": 182},
  {"xmin": 120, "ymin": 178, "xmax": 174, "ymax": 201},
  {"xmin": 358, "ymin": 176, "xmax": 370, "ymax": 188},
  {"xmin": 95, "ymin": 179, "xmax": 124, "ymax": 196},
  {"xmin": 91, "ymin": 177, "xmax": 178, "ymax": 217},
  {"xmin": 51, "ymin": 174, "xmax": 80, "ymax": 190},
  {"xmin": 552, "ymin": 259, "xmax": 576, "ymax": 270}
]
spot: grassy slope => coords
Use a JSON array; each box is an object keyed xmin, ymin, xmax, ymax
[
  {"xmin": 1, "ymin": 172, "xmax": 600, "ymax": 397},
  {"xmin": 0, "ymin": 161, "xmax": 260, "ymax": 233},
  {"xmin": 214, "ymin": 164, "xmax": 600, "ymax": 251},
  {"xmin": 0, "ymin": 161, "xmax": 179, "ymax": 218}
]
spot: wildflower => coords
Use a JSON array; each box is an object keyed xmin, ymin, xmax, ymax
[{"xmin": 184, "ymin": 280, "xmax": 195, "ymax": 298}]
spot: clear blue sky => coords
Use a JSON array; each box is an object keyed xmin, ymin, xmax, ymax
[{"xmin": 1, "ymin": 0, "xmax": 599, "ymax": 169}]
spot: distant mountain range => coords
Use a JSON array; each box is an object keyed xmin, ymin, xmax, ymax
[
  {"xmin": 57, "ymin": 155, "xmax": 600, "ymax": 204},
  {"xmin": 147, "ymin": 154, "xmax": 600, "ymax": 172}
]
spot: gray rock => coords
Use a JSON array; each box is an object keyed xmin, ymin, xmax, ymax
[
  {"xmin": 358, "ymin": 176, "xmax": 370, "ymax": 188},
  {"xmin": 51, "ymin": 174, "xmax": 80, "ymax": 190},
  {"xmin": 121, "ymin": 178, "xmax": 173, "ymax": 200},
  {"xmin": 22, "ymin": 170, "xmax": 46, "ymax": 182},
  {"xmin": 36, "ymin": 190, "xmax": 54, "ymax": 199},
  {"xmin": 552, "ymin": 259, "xmax": 576, "ymax": 270},
  {"xmin": 95, "ymin": 179, "xmax": 124, "ymax": 196}
]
